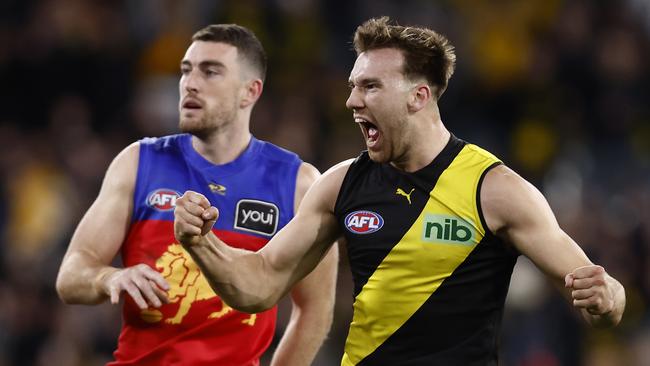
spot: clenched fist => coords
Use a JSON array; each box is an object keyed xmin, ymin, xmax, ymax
[
  {"xmin": 565, "ymin": 265, "xmax": 616, "ymax": 316},
  {"xmin": 174, "ymin": 190, "xmax": 220, "ymax": 246}
]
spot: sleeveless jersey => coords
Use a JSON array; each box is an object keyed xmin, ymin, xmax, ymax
[
  {"xmin": 335, "ymin": 135, "xmax": 519, "ymax": 366},
  {"xmin": 110, "ymin": 134, "xmax": 301, "ymax": 366}
]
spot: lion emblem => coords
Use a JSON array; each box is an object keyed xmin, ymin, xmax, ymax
[{"xmin": 145, "ymin": 244, "xmax": 255, "ymax": 325}]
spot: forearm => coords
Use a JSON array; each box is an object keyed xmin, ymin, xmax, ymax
[
  {"xmin": 582, "ymin": 275, "xmax": 626, "ymax": 328},
  {"xmin": 56, "ymin": 252, "xmax": 117, "ymax": 304},
  {"xmin": 183, "ymin": 232, "xmax": 284, "ymax": 312},
  {"xmin": 270, "ymin": 300, "xmax": 334, "ymax": 366}
]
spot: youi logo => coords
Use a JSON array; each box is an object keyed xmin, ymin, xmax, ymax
[
  {"xmin": 147, "ymin": 189, "xmax": 181, "ymax": 211},
  {"xmin": 345, "ymin": 210, "xmax": 384, "ymax": 234}
]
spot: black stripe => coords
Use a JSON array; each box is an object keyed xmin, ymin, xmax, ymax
[{"xmin": 358, "ymin": 235, "xmax": 518, "ymax": 366}]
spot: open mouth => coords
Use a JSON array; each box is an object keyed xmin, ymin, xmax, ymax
[
  {"xmin": 355, "ymin": 117, "xmax": 380, "ymax": 148},
  {"xmin": 182, "ymin": 99, "xmax": 202, "ymax": 109}
]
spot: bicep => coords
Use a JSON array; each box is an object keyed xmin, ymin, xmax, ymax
[
  {"xmin": 262, "ymin": 194, "xmax": 341, "ymax": 287},
  {"xmin": 260, "ymin": 161, "xmax": 348, "ymax": 288},
  {"xmin": 63, "ymin": 143, "xmax": 139, "ymax": 266},
  {"xmin": 482, "ymin": 166, "xmax": 592, "ymax": 285}
]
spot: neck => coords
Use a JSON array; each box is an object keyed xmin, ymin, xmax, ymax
[
  {"xmin": 391, "ymin": 112, "xmax": 450, "ymax": 173},
  {"xmin": 191, "ymin": 118, "xmax": 252, "ymax": 165}
]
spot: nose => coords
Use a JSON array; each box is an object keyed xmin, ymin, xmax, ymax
[
  {"xmin": 346, "ymin": 87, "xmax": 363, "ymax": 111},
  {"xmin": 181, "ymin": 70, "xmax": 199, "ymax": 94}
]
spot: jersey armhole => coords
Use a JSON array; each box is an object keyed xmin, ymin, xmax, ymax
[
  {"xmin": 288, "ymin": 158, "xmax": 302, "ymax": 218},
  {"xmin": 476, "ymin": 161, "xmax": 503, "ymax": 237},
  {"xmin": 131, "ymin": 141, "xmax": 148, "ymax": 224},
  {"xmin": 333, "ymin": 154, "xmax": 365, "ymax": 217}
]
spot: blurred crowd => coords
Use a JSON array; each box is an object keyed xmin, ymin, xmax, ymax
[{"xmin": 0, "ymin": 0, "xmax": 648, "ymax": 365}]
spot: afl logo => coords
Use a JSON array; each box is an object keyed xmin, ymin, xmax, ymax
[
  {"xmin": 345, "ymin": 210, "xmax": 384, "ymax": 234},
  {"xmin": 147, "ymin": 189, "xmax": 181, "ymax": 211}
]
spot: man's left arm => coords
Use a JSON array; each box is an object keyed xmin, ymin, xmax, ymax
[
  {"xmin": 481, "ymin": 164, "xmax": 625, "ymax": 328},
  {"xmin": 270, "ymin": 163, "xmax": 339, "ymax": 366}
]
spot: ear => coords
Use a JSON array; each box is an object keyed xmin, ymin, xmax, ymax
[
  {"xmin": 240, "ymin": 79, "xmax": 263, "ymax": 108},
  {"xmin": 407, "ymin": 83, "xmax": 432, "ymax": 113}
]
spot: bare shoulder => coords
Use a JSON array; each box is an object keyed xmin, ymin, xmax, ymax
[
  {"xmin": 296, "ymin": 159, "xmax": 355, "ymax": 214},
  {"xmin": 297, "ymin": 162, "xmax": 321, "ymax": 183},
  {"xmin": 481, "ymin": 164, "xmax": 530, "ymax": 201},
  {"xmin": 296, "ymin": 162, "xmax": 321, "ymax": 194},
  {"xmin": 100, "ymin": 141, "xmax": 140, "ymax": 194},
  {"xmin": 294, "ymin": 162, "xmax": 321, "ymax": 210},
  {"xmin": 480, "ymin": 164, "xmax": 550, "ymax": 234},
  {"xmin": 319, "ymin": 159, "xmax": 355, "ymax": 193},
  {"xmin": 116, "ymin": 141, "xmax": 140, "ymax": 165},
  {"xmin": 298, "ymin": 159, "xmax": 355, "ymax": 195}
]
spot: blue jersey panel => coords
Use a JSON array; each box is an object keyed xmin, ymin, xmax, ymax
[{"xmin": 132, "ymin": 134, "xmax": 301, "ymax": 239}]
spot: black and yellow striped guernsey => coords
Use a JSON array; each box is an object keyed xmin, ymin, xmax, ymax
[{"xmin": 334, "ymin": 134, "xmax": 519, "ymax": 366}]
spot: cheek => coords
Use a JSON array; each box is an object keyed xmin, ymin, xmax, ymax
[
  {"xmin": 385, "ymin": 113, "xmax": 408, "ymax": 146},
  {"xmin": 210, "ymin": 85, "xmax": 237, "ymax": 102},
  {"xmin": 204, "ymin": 89, "xmax": 225, "ymax": 106},
  {"xmin": 375, "ymin": 94, "xmax": 403, "ymax": 114}
]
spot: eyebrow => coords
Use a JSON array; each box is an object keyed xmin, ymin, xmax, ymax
[
  {"xmin": 180, "ymin": 60, "xmax": 227, "ymax": 69},
  {"xmin": 348, "ymin": 77, "xmax": 382, "ymax": 87}
]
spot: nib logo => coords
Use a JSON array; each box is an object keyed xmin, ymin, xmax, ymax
[{"xmin": 422, "ymin": 214, "xmax": 475, "ymax": 245}]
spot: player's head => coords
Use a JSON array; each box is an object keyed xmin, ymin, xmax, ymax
[
  {"xmin": 352, "ymin": 16, "xmax": 455, "ymax": 99},
  {"xmin": 346, "ymin": 17, "xmax": 456, "ymax": 164},
  {"xmin": 191, "ymin": 24, "xmax": 267, "ymax": 82},
  {"xmin": 179, "ymin": 24, "xmax": 267, "ymax": 138}
]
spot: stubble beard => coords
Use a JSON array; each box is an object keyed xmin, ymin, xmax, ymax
[
  {"xmin": 179, "ymin": 105, "xmax": 238, "ymax": 139},
  {"xmin": 367, "ymin": 113, "xmax": 407, "ymax": 165}
]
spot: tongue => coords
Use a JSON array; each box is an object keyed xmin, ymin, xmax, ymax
[{"xmin": 368, "ymin": 127, "xmax": 379, "ymax": 141}]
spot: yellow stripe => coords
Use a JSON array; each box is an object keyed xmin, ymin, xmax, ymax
[{"xmin": 341, "ymin": 144, "xmax": 499, "ymax": 365}]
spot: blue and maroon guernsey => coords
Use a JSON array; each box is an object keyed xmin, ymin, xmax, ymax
[{"xmin": 110, "ymin": 134, "xmax": 301, "ymax": 366}]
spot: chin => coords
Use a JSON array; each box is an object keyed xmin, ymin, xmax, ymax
[
  {"xmin": 179, "ymin": 116, "xmax": 196, "ymax": 128},
  {"xmin": 179, "ymin": 119, "xmax": 211, "ymax": 138},
  {"xmin": 367, "ymin": 150, "xmax": 389, "ymax": 163}
]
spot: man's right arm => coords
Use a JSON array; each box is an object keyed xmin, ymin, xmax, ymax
[
  {"xmin": 56, "ymin": 142, "xmax": 169, "ymax": 309},
  {"xmin": 174, "ymin": 160, "xmax": 351, "ymax": 313}
]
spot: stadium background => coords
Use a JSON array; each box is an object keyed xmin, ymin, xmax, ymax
[{"xmin": 1, "ymin": 0, "xmax": 649, "ymax": 365}]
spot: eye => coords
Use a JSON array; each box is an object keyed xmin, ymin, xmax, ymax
[
  {"xmin": 180, "ymin": 67, "xmax": 191, "ymax": 75},
  {"xmin": 205, "ymin": 69, "xmax": 220, "ymax": 77}
]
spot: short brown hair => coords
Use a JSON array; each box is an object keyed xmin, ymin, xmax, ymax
[
  {"xmin": 353, "ymin": 16, "xmax": 456, "ymax": 99},
  {"xmin": 192, "ymin": 24, "xmax": 267, "ymax": 81}
]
